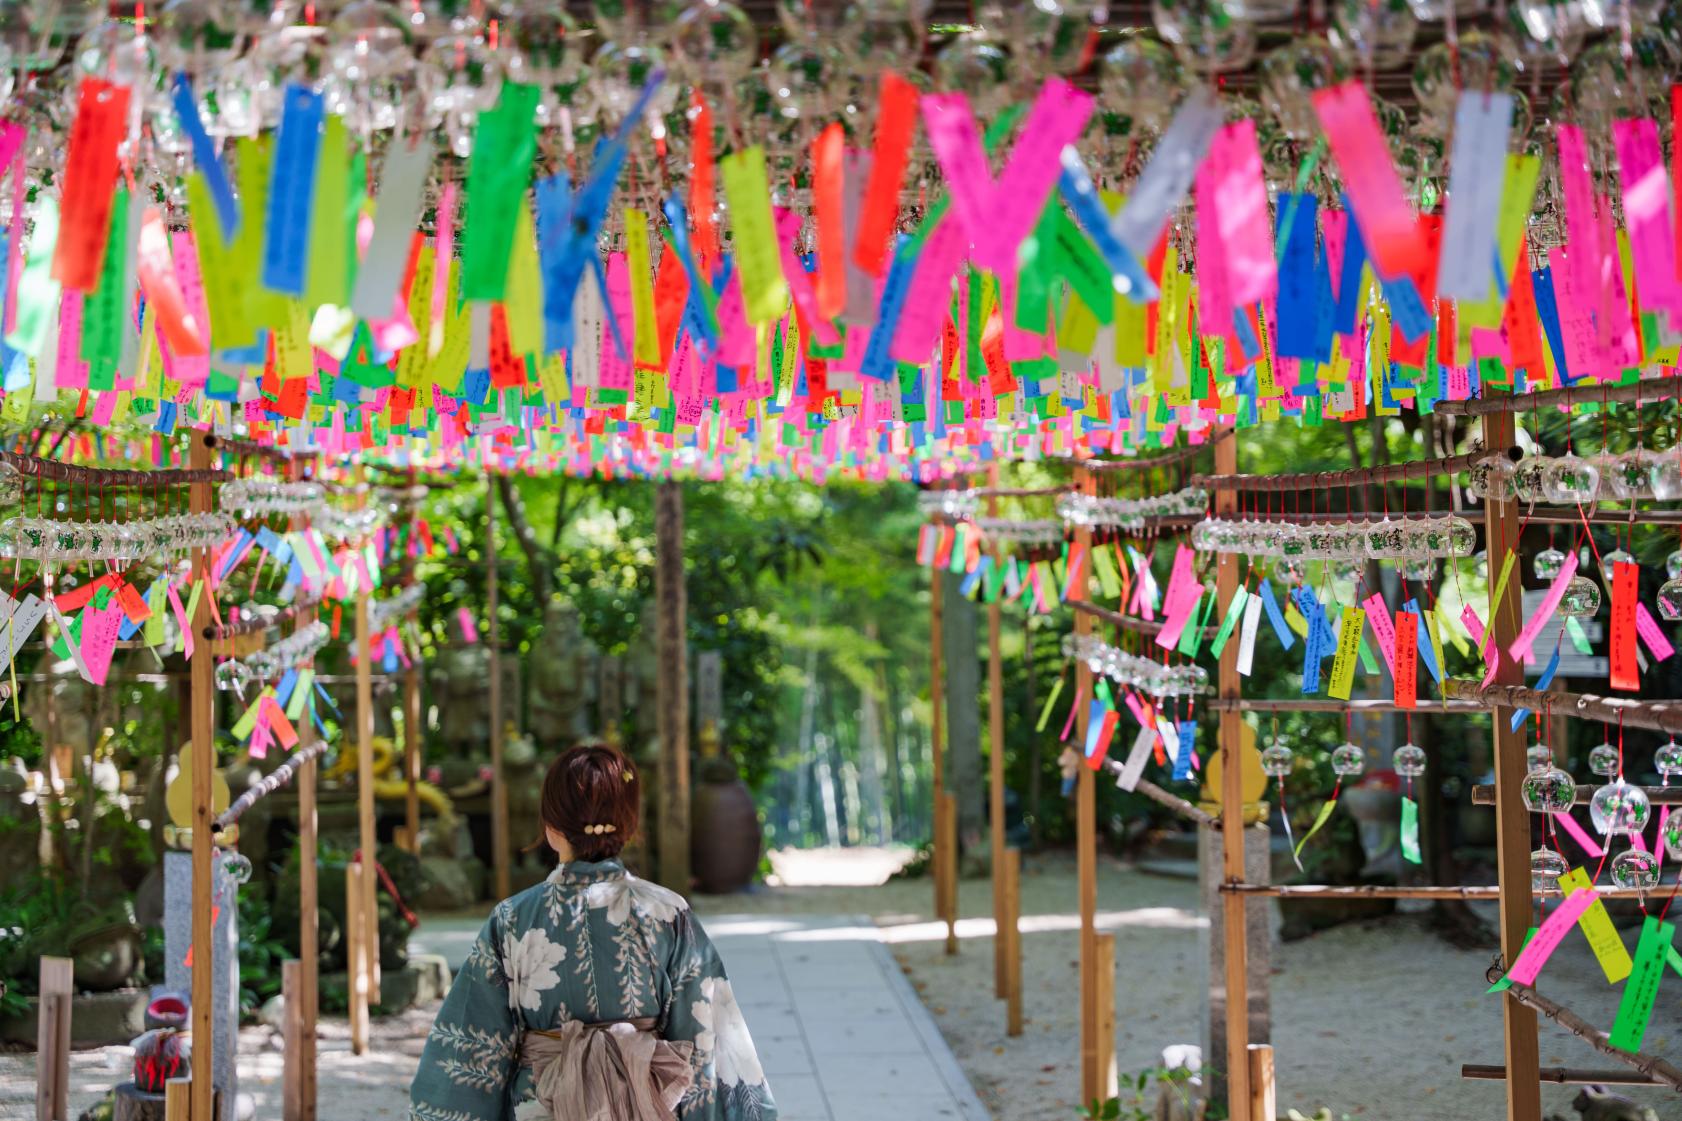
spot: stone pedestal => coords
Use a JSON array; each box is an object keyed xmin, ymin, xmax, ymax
[
  {"xmin": 1199, "ymin": 824, "xmax": 1271, "ymax": 1107},
  {"xmin": 163, "ymin": 850, "xmax": 238, "ymax": 1120}
]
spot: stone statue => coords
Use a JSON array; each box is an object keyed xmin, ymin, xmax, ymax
[
  {"xmin": 430, "ymin": 628, "xmax": 492, "ymax": 751},
  {"xmin": 527, "ymin": 601, "xmax": 597, "ymax": 747}
]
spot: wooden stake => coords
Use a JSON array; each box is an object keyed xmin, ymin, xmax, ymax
[
  {"xmin": 346, "ymin": 861, "xmax": 368, "ymax": 1054},
  {"xmin": 986, "ymin": 465, "xmax": 1005, "ymax": 997},
  {"xmin": 1247, "ymin": 1045, "xmax": 1276, "ymax": 1121},
  {"xmin": 1213, "ymin": 427, "xmax": 1253, "ymax": 1121},
  {"xmin": 1003, "ymin": 848, "xmax": 1022, "ymax": 1038},
  {"xmin": 486, "ymin": 475, "xmax": 510, "ymax": 901},
  {"xmin": 941, "ymin": 790, "xmax": 958, "ymax": 955},
  {"xmin": 35, "ymin": 957, "xmax": 70, "ymax": 1121},
  {"xmin": 654, "ymin": 480, "xmax": 691, "ymax": 891},
  {"xmin": 1094, "ymin": 932, "xmax": 1116, "ymax": 1101},
  {"xmin": 188, "ymin": 433, "xmax": 215, "ymax": 1121},
  {"xmin": 1481, "ymin": 409, "xmax": 1543, "ymax": 1121},
  {"xmin": 282, "ymin": 960, "xmax": 303, "ymax": 1121},
  {"xmin": 1072, "ymin": 466, "xmax": 1099, "ymax": 1106},
  {"xmin": 164, "ymin": 1079, "xmax": 191, "ymax": 1121},
  {"xmin": 402, "ymin": 469, "xmax": 421, "ymax": 855},
  {"xmin": 289, "ymin": 457, "xmax": 319, "ymax": 1121},
  {"xmin": 930, "ymin": 526, "xmax": 946, "ymax": 930}
]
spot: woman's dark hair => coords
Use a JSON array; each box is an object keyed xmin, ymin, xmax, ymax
[{"xmin": 538, "ymin": 743, "xmax": 639, "ymax": 862}]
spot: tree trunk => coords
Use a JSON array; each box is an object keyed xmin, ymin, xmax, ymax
[
  {"xmin": 941, "ymin": 571, "xmax": 984, "ymax": 866},
  {"xmin": 654, "ymin": 482, "xmax": 690, "ymax": 891},
  {"xmin": 1024, "ymin": 613, "xmax": 1041, "ymax": 850},
  {"xmin": 496, "ymin": 476, "xmax": 553, "ymax": 606}
]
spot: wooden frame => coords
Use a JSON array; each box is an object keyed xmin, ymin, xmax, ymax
[
  {"xmin": 35, "ymin": 956, "xmax": 71, "ymax": 1121},
  {"xmin": 188, "ymin": 433, "xmax": 216, "ymax": 1121}
]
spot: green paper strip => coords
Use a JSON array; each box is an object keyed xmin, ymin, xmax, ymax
[
  {"xmin": 1610, "ymin": 916, "xmax": 1673, "ymax": 1051},
  {"xmin": 1482, "ymin": 550, "xmax": 1518, "ymax": 654},
  {"xmin": 461, "ymin": 82, "xmax": 541, "ymax": 302},
  {"xmin": 7, "ymin": 196, "xmax": 60, "ymax": 357},
  {"xmin": 1179, "ymin": 586, "xmax": 1219, "ymax": 659},
  {"xmin": 1566, "ymin": 615, "xmax": 1594, "ymax": 656},
  {"xmin": 1294, "ymin": 796, "xmax": 1339, "ymax": 862},
  {"xmin": 287, "ymin": 668, "xmax": 315, "ymax": 721},
  {"xmin": 305, "ymin": 114, "xmax": 350, "ymax": 310},
  {"xmin": 1209, "ymin": 585, "xmax": 1249, "ymax": 659},
  {"xmin": 1035, "ymin": 674, "xmax": 1067, "ymax": 734},
  {"xmin": 1400, "ymin": 796, "xmax": 1422, "ymax": 865},
  {"xmin": 231, "ymin": 690, "xmax": 268, "ymax": 740}
]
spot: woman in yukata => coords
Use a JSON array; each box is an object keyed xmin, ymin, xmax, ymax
[{"xmin": 410, "ymin": 743, "xmax": 777, "ymax": 1121}]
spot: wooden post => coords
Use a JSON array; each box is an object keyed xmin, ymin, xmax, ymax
[
  {"xmin": 1248, "ymin": 1045, "xmax": 1276, "ymax": 1121},
  {"xmin": 986, "ymin": 466, "xmax": 1005, "ymax": 996},
  {"xmin": 164, "ymin": 1079, "xmax": 191, "ymax": 1121},
  {"xmin": 354, "ymin": 586, "xmax": 379, "ymax": 1018},
  {"xmin": 1002, "ymin": 848, "xmax": 1023, "ymax": 1037},
  {"xmin": 1214, "ymin": 427, "xmax": 1254, "ymax": 1121},
  {"xmin": 35, "ymin": 956, "xmax": 71, "ymax": 1121},
  {"xmin": 930, "ymin": 526, "xmax": 946, "ymax": 930},
  {"xmin": 1482, "ymin": 409, "xmax": 1543, "ymax": 1121},
  {"xmin": 282, "ymin": 960, "xmax": 303, "ymax": 1121},
  {"xmin": 654, "ymin": 480, "xmax": 691, "ymax": 891},
  {"xmin": 941, "ymin": 790, "xmax": 958, "ymax": 954},
  {"xmin": 188, "ymin": 433, "xmax": 215, "ymax": 1121},
  {"xmin": 1072, "ymin": 465, "xmax": 1100, "ymax": 1105},
  {"xmin": 486, "ymin": 475, "xmax": 510, "ymax": 901},
  {"xmin": 402, "ymin": 471, "xmax": 421, "ymax": 855},
  {"xmin": 346, "ymin": 861, "xmax": 368, "ymax": 1053},
  {"xmin": 291, "ymin": 463, "xmax": 318, "ymax": 1121},
  {"xmin": 1094, "ymin": 932, "xmax": 1117, "ymax": 1101}
]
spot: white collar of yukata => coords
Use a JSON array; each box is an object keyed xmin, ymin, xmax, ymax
[{"xmin": 547, "ymin": 858, "xmax": 627, "ymax": 887}]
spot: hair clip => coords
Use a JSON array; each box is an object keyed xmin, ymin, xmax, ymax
[
  {"xmin": 583, "ymin": 823, "xmax": 617, "ymax": 835},
  {"xmin": 623, "ymin": 770, "xmax": 633, "ymax": 783}
]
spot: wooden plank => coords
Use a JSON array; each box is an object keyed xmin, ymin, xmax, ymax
[
  {"xmin": 353, "ymin": 590, "xmax": 379, "ymax": 1016},
  {"xmin": 1072, "ymin": 465, "xmax": 1098, "ymax": 1106},
  {"xmin": 164, "ymin": 1079, "xmax": 190, "ymax": 1121},
  {"xmin": 1094, "ymin": 932, "xmax": 1116, "ymax": 1101},
  {"xmin": 188, "ymin": 433, "xmax": 215, "ymax": 1121},
  {"xmin": 282, "ymin": 960, "xmax": 303, "ymax": 1121},
  {"xmin": 486, "ymin": 476, "xmax": 511, "ymax": 901},
  {"xmin": 1213, "ymin": 427, "xmax": 1252, "ymax": 1121},
  {"xmin": 289, "ymin": 459, "xmax": 319, "ymax": 1121},
  {"xmin": 1482, "ymin": 409, "xmax": 1543, "ymax": 1121},
  {"xmin": 930, "ymin": 533, "xmax": 946, "ymax": 928},
  {"xmin": 402, "ymin": 469, "xmax": 421, "ymax": 856},
  {"xmin": 347, "ymin": 861, "xmax": 368, "ymax": 1055},
  {"xmin": 943, "ymin": 791, "xmax": 959, "ymax": 954},
  {"xmin": 987, "ymin": 464, "xmax": 1005, "ymax": 997},
  {"xmin": 1003, "ymin": 847, "xmax": 1023, "ymax": 1037},
  {"xmin": 35, "ymin": 957, "xmax": 70, "ymax": 1121},
  {"xmin": 654, "ymin": 480, "xmax": 691, "ymax": 890},
  {"xmin": 1248, "ymin": 1044, "xmax": 1277, "ymax": 1121}
]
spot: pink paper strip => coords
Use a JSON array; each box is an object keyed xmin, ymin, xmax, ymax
[
  {"xmin": 1206, "ymin": 120, "xmax": 1276, "ymax": 309},
  {"xmin": 1636, "ymin": 602, "xmax": 1675, "ymax": 662},
  {"xmin": 1554, "ymin": 809, "xmax": 1606, "ymax": 859},
  {"xmin": 1612, "ymin": 118, "xmax": 1682, "ymax": 323},
  {"xmin": 773, "ymin": 207, "xmax": 841, "ymax": 347},
  {"xmin": 1363, "ymin": 593, "xmax": 1397, "ymax": 674},
  {"xmin": 891, "ymin": 216, "xmax": 967, "ymax": 364},
  {"xmin": 1504, "ymin": 885, "xmax": 1601, "ymax": 986},
  {"xmin": 1510, "ymin": 552, "xmax": 1579, "ymax": 663},
  {"xmin": 1556, "ymin": 124, "xmax": 1602, "ymax": 317}
]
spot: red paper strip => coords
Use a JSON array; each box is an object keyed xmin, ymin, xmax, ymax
[
  {"xmin": 853, "ymin": 71, "xmax": 919, "ymax": 277},
  {"xmin": 1311, "ymin": 82, "xmax": 1425, "ymax": 280},
  {"xmin": 1394, "ymin": 610, "xmax": 1418, "ymax": 709},
  {"xmin": 1611, "ymin": 560, "xmax": 1640, "ymax": 691},
  {"xmin": 812, "ymin": 122, "xmax": 846, "ymax": 321},
  {"xmin": 689, "ymin": 91, "xmax": 719, "ymax": 271},
  {"xmin": 53, "ymin": 78, "xmax": 130, "ymax": 292}
]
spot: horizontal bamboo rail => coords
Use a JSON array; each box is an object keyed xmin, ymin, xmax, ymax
[
  {"xmin": 203, "ymin": 597, "xmax": 322, "ymax": 641},
  {"xmin": 1072, "ymin": 600, "xmax": 1217, "ymax": 639},
  {"xmin": 1190, "ymin": 448, "xmax": 1517, "ymax": 492},
  {"xmin": 1472, "ymin": 784, "xmax": 1682, "ymax": 805},
  {"xmin": 0, "ymin": 447, "xmax": 231, "ymax": 486},
  {"xmin": 1068, "ymin": 430, "xmax": 1233, "ymax": 472},
  {"xmin": 1132, "ymin": 777, "xmax": 1221, "ymax": 829},
  {"xmin": 1433, "ymin": 374, "xmax": 1682, "ymax": 417},
  {"xmin": 1206, "ymin": 697, "xmax": 1486, "ymax": 714},
  {"xmin": 974, "ymin": 486, "xmax": 1068, "ymax": 498},
  {"xmin": 1462, "ymin": 1064, "xmax": 1667, "ymax": 1087},
  {"xmin": 1444, "ymin": 679, "xmax": 1682, "ymax": 736},
  {"xmin": 206, "ymin": 433, "xmax": 313, "ymax": 462},
  {"xmin": 1220, "ymin": 882, "xmax": 1669, "ymax": 900}
]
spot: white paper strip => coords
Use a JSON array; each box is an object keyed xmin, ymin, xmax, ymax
[
  {"xmin": 1436, "ymin": 91, "xmax": 1513, "ymax": 302},
  {"xmin": 1111, "ymin": 87, "xmax": 1224, "ymax": 259},
  {"xmin": 350, "ymin": 139, "xmax": 435, "ymax": 321}
]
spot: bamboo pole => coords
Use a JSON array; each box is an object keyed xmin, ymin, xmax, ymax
[
  {"xmin": 487, "ymin": 475, "xmax": 510, "ymax": 901},
  {"xmin": 1132, "ymin": 778, "xmax": 1221, "ymax": 830},
  {"xmin": 1071, "ymin": 600, "xmax": 1217, "ymax": 640},
  {"xmin": 1434, "ymin": 372, "xmax": 1682, "ymax": 416},
  {"xmin": 291, "ymin": 457, "xmax": 318, "ymax": 1121},
  {"xmin": 1213, "ymin": 426, "xmax": 1255, "ymax": 1121},
  {"xmin": 188, "ymin": 432, "xmax": 215, "ymax": 1121},
  {"xmin": 1504, "ymin": 982, "xmax": 1682, "ymax": 1092},
  {"xmin": 1003, "ymin": 847, "xmax": 1022, "ymax": 1037},
  {"xmin": 35, "ymin": 957, "xmax": 70, "ymax": 1121},
  {"xmin": 1189, "ymin": 447, "xmax": 1515, "ymax": 492},
  {"xmin": 1471, "ymin": 783, "xmax": 1682, "ymax": 805},
  {"xmin": 402, "ymin": 468, "xmax": 421, "ymax": 854},
  {"xmin": 930, "ymin": 519, "xmax": 947, "ymax": 936},
  {"xmin": 1206, "ymin": 697, "xmax": 1485, "ymax": 714},
  {"xmin": 1462, "ymin": 1064, "xmax": 1675, "ymax": 1087},
  {"xmin": 1072, "ymin": 465, "xmax": 1100, "ymax": 1105},
  {"xmin": 987, "ymin": 465, "xmax": 1005, "ymax": 998},
  {"xmin": 1446, "ymin": 678, "xmax": 1682, "ymax": 736},
  {"xmin": 942, "ymin": 790, "xmax": 958, "ymax": 955},
  {"xmin": 1481, "ymin": 408, "xmax": 1543, "ymax": 1121}
]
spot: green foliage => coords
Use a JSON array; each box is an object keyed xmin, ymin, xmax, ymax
[
  {"xmin": 0, "ymin": 870, "xmax": 137, "ymax": 1003},
  {"xmin": 235, "ymin": 890, "xmax": 292, "ymax": 1019},
  {"xmin": 1077, "ymin": 1065, "xmax": 1215, "ymax": 1121}
]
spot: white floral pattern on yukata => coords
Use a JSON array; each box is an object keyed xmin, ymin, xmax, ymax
[{"xmin": 409, "ymin": 859, "xmax": 776, "ymax": 1121}]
